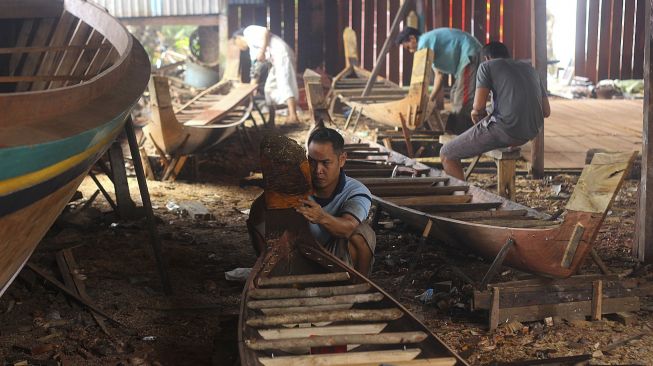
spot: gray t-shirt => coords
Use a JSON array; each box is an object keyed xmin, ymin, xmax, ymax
[
  {"xmin": 476, "ymin": 58, "xmax": 546, "ymax": 140},
  {"xmin": 309, "ymin": 172, "xmax": 372, "ymax": 246}
]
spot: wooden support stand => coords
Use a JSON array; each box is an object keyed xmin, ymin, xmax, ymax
[
  {"xmin": 484, "ymin": 147, "xmax": 521, "ymax": 200},
  {"xmin": 473, "ymin": 274, "xmax": 652, "ymax": 331}
]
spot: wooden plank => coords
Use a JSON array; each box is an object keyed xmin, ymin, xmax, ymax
[
  {"xmin": 282, "ymin": 0, "xmax": 295, "ymax": 51},
  {"xmin": 489, "ymin": 0, "xmax": 501, "ymax": 42},
  {"xmin": 560, "ymin": 223, "xmax": 585, "ymax": 268},
  {"xmin": 597, "ymin": 0, "xmax": 612, "ymax": 81},
  {"xmin": 451, "ymin": 0, "xmax": 463, "ymax": 30},
  {"xmin": 247, "ymin": 293, "xmax": 384, "ymax": 309},
  {"xmin": 609, "ymin": 0, "xmax": 624, "ymax": 79},
  {"xmin": 83, "ymin": 39, "xmax": 113, "ymax": 79},
  {"xmin": 31, "ymin": 11, "xmax": 77, "ymax": 91},
  {"xmin": 502, "ymin": 0, "xmax": 515, "ymax": 54},
  {"xmin": 347, "ymin": 359, "xmax": 457, "ymax": 366},
  {"xmin": 369, "ymin": 185, "xmax": 469, "ymax": 196},
  {"xmin": 621, "ymin": 0, "xmax": 636, "ymax": 79},
  {"xmin": 184, "ymin": 84, "xmax": 256, "ymax": 126},
  {"xmin": 296, "ymin": 0, "xmax": 312, "ymax": 71},
  {"xmin": 50, "ymin": 21, "xmax": 93, "ymax": 89},
  {"xmin": 565, "ymin": 152, "xmax": 636, "ymax": 213},
  {"xmin": 496, "ymin": 296, "xmax": 639, "ymax": 324},
  {"xmin": 324, "ymin": 0, "xmax": 340, "ymax": 75},
  {"xmin": 259, "ymin": 304, "xmax": 353, "ymax": 315},
  {"xmin": 376, "ymin": 0, "xmax": 388, "ymax": 78},
  {"xmin": 412, "ymin": 201, "xmax": 503, "ymax": 212},
  {"xmin": 258, "ymin": 348, "xmax": 421, "ymax": 366},
  {"xmin": 247, "ymin": 331, "xmax": 427, "ymax": 350},
  {"xmin": 530, "ymin": 0, "xmax": 546, "ymax": 179},
  {"xmin": 633, "ymin": 0, "xmax": 646, "ymax": 79},
  {"xmin": 585, "ymin": 0, "xmax": 600, "ymax": 82},
  {"xmin": 362, "ymin": 0, "xmax": 375, "ymax": 71},
  {"xmin": 246, "ymin": 308, "xmax": 404, "ymax": 328},
  {"xmin": 66, "ymin": 30, "xmax": 104, "ymax": 86},
  {"xmin": 575, "ymin": 0, "xmax": 587, "ymax": 78},
  {"xmin": 357, "ymin": 177, "xmax": 449, "ymax": 186},
  {"xmin": 402, "ymin": 1, "xmax": 417, "ymax": 87},
  {"xmin": 472, "ymin": 0, "xmax": 486, "ymax": 43},
  {"xmin": 269, "ymin": 0, "xmax": 282, "ymax": 36},
  {"xmin": 635, "ymin": 0, "xmax": 653, "ymax": 264},
  {"xmin": 489, "ymin": 287, "xmax": 500, "ymax": 331},
  {"xmin": 258, "ymin": 272, "xmax": 350, "ymax": 287},
  {"xmin": 384, "ymin": 194, "xmax": 473, "ymax": 206},
  {"xmin": 389, "ymin": 0, "xmax": 401, "ymax": 84},
  {"xmin": 439, "ymin": 209, "xmax": 528, "ymax": 220},
  {"xmin": 8, "ymin": 19, "xmax": 34, "ymax": 75},
  {"xmin": 257, "ymin": 323, "xmax": 387, "ymax": 339}
]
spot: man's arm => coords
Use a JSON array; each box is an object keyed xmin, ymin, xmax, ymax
[
  {"xmin": 430, "ymin": 70, "xmax": 445, "ymax": 101},
  {"xmin": 296, "ymin": 199, "xmax": 359, "ymax": 238},
  {"xmin": 541, "ymin": 93, "xmax": 551, "ymax": 118},
  {"xmin": 471, "ymin": 87, "xmax": 491, "ymax": 123},
  {"xmin": 257, "ymin": 28, "xmax": 271, "ymax": 61}
]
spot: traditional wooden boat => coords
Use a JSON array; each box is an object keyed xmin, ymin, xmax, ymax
[
  {"xmin": 145, "ymin": 42, "xmax": 258, "ymax": 162},
  {"xmin": 305, "ymin": 75, "xmax": 636, "ymax": 279},
  {"xmin": 329, "ymin": 28, "xmax": 432, "ymax": 130},
  {"xmin": 0, "ymin": 0, "xmax": 150, "ymax": 297},
  {"xmin": 239, "ymin": 135, "xmax": 467, "ymax": 366}
]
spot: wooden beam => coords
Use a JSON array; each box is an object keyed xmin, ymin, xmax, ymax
[
  {"xmin": 258, "ymin": 272, "xmax": 350, "ymax": 287},
  {"xmin": 247, "ymin": 293, "xmax": 383, "ymax": 309},
  {"xmin": 246, "ymin": 331, "xmax": 427, "ymax": 350},
  {"xmin": 246, "ymin": 308, "xmax": 404, "ymax": 328},
  {"xmin": 250, "ymin": 283, "xmax": 371, "ymax": 300},
  {"xmin": 258, "ymin": 349, "xmax": 422, "ymax": 366},
  {"xmin": 530, "ymin": 0, "xmax": 546, "ymax": 179},
  {"xmin": 635, "ymin": 0, "xmax": 653, "ymax": 264},
  {"xmin": 257, "ymin": 323, "xmax": 387, "ymax": 339}
]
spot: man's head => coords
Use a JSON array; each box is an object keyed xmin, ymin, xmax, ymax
[
  {"xmin": 481, "ymin": 41, "xmax": 511, "ymax": 61},
  {"xmin": 231, "ymin": 28, "xmax": 249, "ymax": 51},
  {"xmin": 307, "ymin": 128, "xmax": 346, "ymax": 193},
  {"xmin": 395, "ymin": 27, "xmax": 421, "ymax": 53}
]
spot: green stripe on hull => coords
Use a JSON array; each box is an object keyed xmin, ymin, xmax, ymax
[{"xmin": 0, "ymin": 110, "xmax": 129, "ymax": 181}]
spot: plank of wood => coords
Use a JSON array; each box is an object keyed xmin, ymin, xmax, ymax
[
  {"xmin": 259, "ymin": 304, "xmax": 353, "ymax": 315},
  {"xmin": 348, "ymin": 359, "xmax": 457, "ymax": 366},
  {"xmin": 8, "ymin": 19, "xmax": 34, "ymax": 75},
  {"xmin": 496, "ymin": 296, "xmax": 639, "ymax": 324},
  {"xmin": 250, "ymin": 283, "xmax": 371, "ymax": 299},
  {"xmin": 31, "ymin": 11, "xmax": 77, "ymax": 90},
  {"xmin": 411, "ymin": 201, "xmax": 503, "ymax": 213},
  {"xmin": 467, "ymin": 218, "xmax": 559, "ymax": 228},
  {"xmin": 15, "ymin": 17, "xmax": 56, "ymax": 91},
  {"xmin": 369, "ymin": 185, "xmax": 468, "ymax": 197},
  {"xmin": 184, "ymin": 84, "xmax": 256, "ymax": 126},
  {"xmin": 258, "ymin": 272, "xmax": 350, "ymax": 287},
  {"xmin": 66, "ymin": 30, "xmax": 104, "ymax": 86},
  {"xmin": 489, "ymin": 287, "xmax": 500, "ymax": 331},
  {"xmin": 258, "ymin": 348, "xmax": 421, "ymax": 366},
  {"xmin": 439, "ymin": 209, "xmax": 528, "ymax": 220},
  {"xmin": 245, "ymin": 308, "xmax": 403, "ymax": 328},
  {"xmin": 257, "ymin": 323, "xmax": 387, "ymax": 340},
  {"xmin": 591, "ymin": 280, "xmax": 603, "ymax": 320},
  {"xmin": 247, "ymin": 331, "xmax": 427, "ymax": 350},
  {"xmin": 566, "ymin": 151, "xmax": 636, "ymax": 213},
  {"xmin": 248, "ymin": 293, "xmax": 383, "ymax": 309},
  {"xmin": 357, "ymin": 177, "xmax": 449, "ymax": 186},
  {"xmin": 384, "ymin": 195, "xmax": 473, "ymax": 206},
  {"xmin": 560, "ymin": 223, "xmax": 586, "ymax": 268}
]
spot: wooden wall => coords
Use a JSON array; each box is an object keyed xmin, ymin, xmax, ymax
[
  {"xmin": 575, "ymin": 0, "xmax": 646, "ymax": 83},
  {"xmin": 228, "ymin": 0, "xmax": 644, "ymax": 86}
]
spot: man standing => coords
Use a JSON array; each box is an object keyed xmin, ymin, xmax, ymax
[
  {"xmin": 440, "ymin": 41, "xmax": 551, "ymax": 180},
  {"xmin": 233, "ymin": 25, "xmax": 300, "ymax": 124},
  {"xmin": 396, "ymin": 27, "xmax": 482, "ymax": 133},
  {"xmin": 247, "ymin": 128, "xmax": 376, "ymax": 275}
]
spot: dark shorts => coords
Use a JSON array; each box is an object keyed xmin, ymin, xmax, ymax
[{"xmin": 440, "ymin": 116, "xmax": 528, "ymax": 160}]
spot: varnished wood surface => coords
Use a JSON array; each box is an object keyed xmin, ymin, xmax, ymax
[{"xmin": 520, "ymin": 99, "xmax": 643, "ymax": 168}]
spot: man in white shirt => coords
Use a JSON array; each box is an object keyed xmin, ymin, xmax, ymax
[{"xmin": 233, "ymin": 26, "xmax": 300, "ymax": 124}]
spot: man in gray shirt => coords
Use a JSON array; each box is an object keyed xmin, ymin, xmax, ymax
[{"xmin": 440, "ymin": 41, "xmax": 551, "ymax": 180}]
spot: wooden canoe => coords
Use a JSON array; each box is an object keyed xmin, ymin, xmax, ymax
[
  {"xmin": 0, "ymin": 0, "xmax": 150, "ymax": 297},
  {"xmin": 329, "ymin": 27, "xmax": 432, "ymax": 130},
  {"xmin": 343, "ymin": 142, "xmax": 636, "ymax": 279},
  {"xmin": 239, "ymin": 135, "xmax": 468, "ymax": 365},
  {"xmin": 305, "ymin": 78, "xmax": 636, "ymax": 279},
  {"xmin": 145, "ymin": 43, "xmax": 257, "ymax": 157}
]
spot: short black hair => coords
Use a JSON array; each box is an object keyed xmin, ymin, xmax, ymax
[
  {"xmin": 232, "ymin": 28, "xmax": 245, "ymax": 39},
  {"xmin": 307, "ymin": 127, "xmax": 344, "ymax": 155},
  {"xmin": 481, "ymin": 41, "xmax": 511, "ymax": 59},
  {"xmin": 395, "ymin": 27, "xmax": 421, "ymax": 45}
]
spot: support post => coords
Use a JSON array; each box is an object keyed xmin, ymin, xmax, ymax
[
  {"xmin": 530, "ymin": 0, "xmax": 546, "ymax": 179},
  {"xmin": 124, "ymin": 117, "xmax": 173, "ymax": 295},
  {"xmin": 635, "ymin": 0, "xmax": 653, "ymax": 264},
  {"xmin": 108, "ymin": 141, "xmax": 138, "ymax": 218},
  {"xmin": 217, "ymin": 0, "xmax": 229, "ymax": 79},
  {"xmin": 480, "ymin": 238, "xmax": 515, "ymax": 289},
  {"xmin": 361, "ymin": 0, "xmax": 413, "ymax": 97}
]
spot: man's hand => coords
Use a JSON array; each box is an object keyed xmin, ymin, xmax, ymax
[
  {"xmin": 470, "ymin": 108, "xmax": 486, "ymax": 124},
  {"xmin": 295, "ymin": 199, "xmax": 326, "ymax": 224},
  {"xmin": 256, "ymin": 50, "xmax": 266, "ymax": 62}
]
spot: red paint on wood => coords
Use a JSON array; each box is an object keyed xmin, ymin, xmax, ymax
[
  {"xmin": 489, "ymin": 0, "xmax": 501, "ymax": 42},
  {"xmin": 451, "ymin": 0, "xmax": 462, "ymax": 29}
]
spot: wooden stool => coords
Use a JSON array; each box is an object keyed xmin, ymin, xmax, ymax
[{"xmin": 484, "ymin": 147, "xmax": 521, "ymax": 200}]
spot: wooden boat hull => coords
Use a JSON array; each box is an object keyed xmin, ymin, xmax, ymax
[
  {"xmin": 238, "ymin": 210, "xmax": 468, "ymax": 366},
  {"xmin": 0, "ymin": 0, "xmax": 151, "ymax": 296}
]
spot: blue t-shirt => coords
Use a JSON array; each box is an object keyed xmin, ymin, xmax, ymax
[
  {"xmin": 417, "ymin": 28, "xmax": 482, "ymax": 78},
  {"xmin": 309, "ymin": 172, "xmax": 372, "ymax": 246}
]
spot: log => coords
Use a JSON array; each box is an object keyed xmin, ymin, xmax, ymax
[
  {"xmin": 257, "ymin": 272, "xmax": 350, "ymax": 287},
  {"xmin": 245, "ymin": 308, "xmax": 403, "ymax": 328},
  {"xmin": 369, "ymin": 185, "xmax": 468, "ymax": 197},
  {"xmin": 246, "ymin": 331, "xmax": 427, "ymax": 350},
  {"xmin": 249, "ymin": 283, "xmax": 371, "ymax": 299},
  {"xmin": 248, "ymin": 293, "xmax": 383, "ymax": 309},
  {"xmin": 260, "ymin": 304, "xmax": 353, "ymax": 315},
  {"xmin": 258, "ymin": 348, "xmax": 421, "ymax": 366},
  {"xmin": 257, "ymin": 323, "xmax": 388, "ymax": 340}
]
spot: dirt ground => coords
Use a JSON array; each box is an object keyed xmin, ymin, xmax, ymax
[{"xmin": 1, "ymin": 115, "xmax": 652, "ymax": 366}]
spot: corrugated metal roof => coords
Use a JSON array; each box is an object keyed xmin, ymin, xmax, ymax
[
  {"xmin": 228, "ymin": 0, "xmax": 265, "ymax": 4},
  {"xmin": 92, "ymin": 0, "xmax": 223, "ymax": 18}
]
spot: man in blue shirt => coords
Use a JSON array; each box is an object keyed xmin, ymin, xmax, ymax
[
  {"xmin": 247, "ymin": 128, "xmax": 376, "ymax": 275},
  {"xmin": 396, "ymin": 27, "xmax": 482, "ymax": 133}
]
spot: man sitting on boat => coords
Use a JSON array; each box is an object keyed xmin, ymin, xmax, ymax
[
  {"xmin": 396, "ymin": 26, "xmax": 482, "ymax": 134},
  {"xmin": 232, "ymin": 26, "xmax": 300, "ymax": 125},
  {"xmin": 439, "ymin": 41, "xmax": 551, "ymax": 180},
  {"xmin": 247, "ymin": 128, "xmax": 376, "ymax": 275}
]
